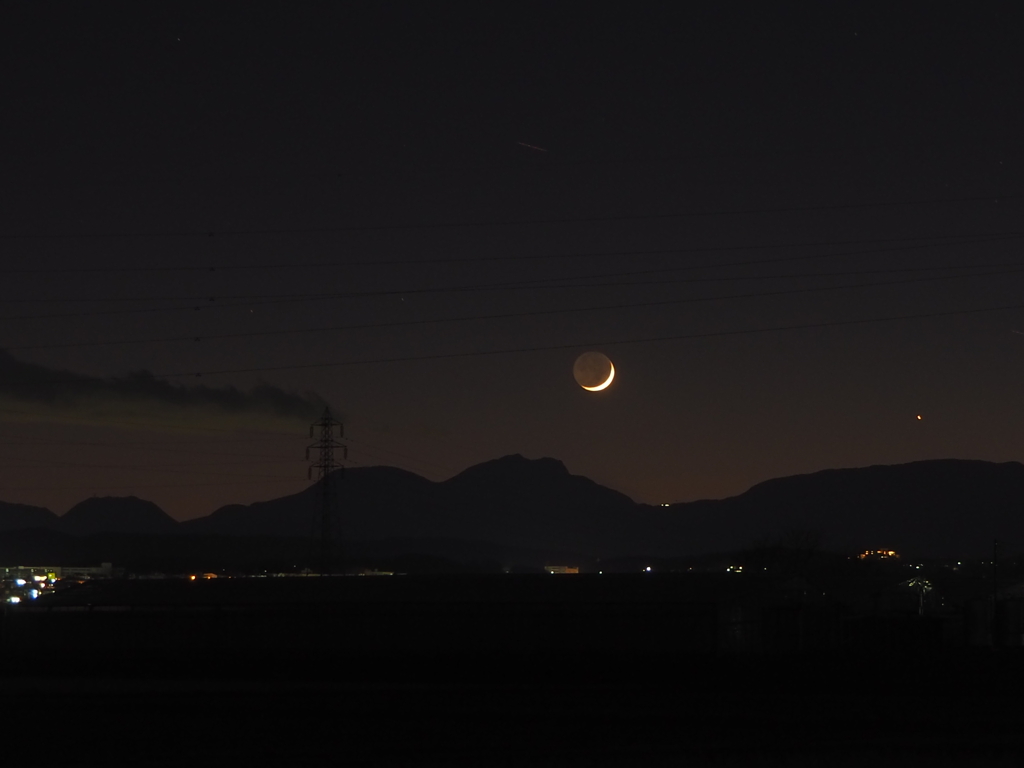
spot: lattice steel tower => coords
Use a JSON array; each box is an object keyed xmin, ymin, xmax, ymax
[{"xmin": 306, "ymin": 407, "xmax": 346, "ymax": 575}]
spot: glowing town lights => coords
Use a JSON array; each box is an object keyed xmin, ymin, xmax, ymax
[
  {"xmin": 189, "ymin": 575, "xmax": 197, "ymax": 581},
  {"xmin": 857, "ymin": 549, "xmax": 900, "ymax": 560},
  {"xmin": 645, "ymin": 566, "xmax": 652, "ymax": 572},
  {"xmin": 14, "ymin": 579, "xmax": 25, "ymax": 586},
  {"xmin": 7, "ymin": 596, "xmax": 20, "ymax": 604},
  {"xmin": 545, "ymin": 565, "xmax": 579, "ymax": 574}
]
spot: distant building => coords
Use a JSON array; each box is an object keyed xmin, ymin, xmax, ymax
[
  {"xmin": 2, "ymin": 563, "xmax": 116, "ymax": 604},
  {"xmin": 62, "ymin": 562, "xmax": 116, "ymax": 580},
  {"xmin": 857, "ymin": 550, "xmax": 900, "ymax": 561},
  {"xmin": 544, "ymin": 565, "xmax": 579, "ymax": 574},
  {"xmin": 3, "ymin": 566, "xmax": 60, "ymax": 581}
]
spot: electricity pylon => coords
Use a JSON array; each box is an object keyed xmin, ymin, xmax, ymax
[{"xmin": 306, "ymin": 407, "xmax": 346, "ymax": 575}]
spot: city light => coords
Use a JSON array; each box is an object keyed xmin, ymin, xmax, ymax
[
  {"xmin": 545, "ymin": 566, "xmax": 579, "ymax": 574},
  {"xmin": 857, "ymin": 550, "xmax": 900, "ymax": 560}
]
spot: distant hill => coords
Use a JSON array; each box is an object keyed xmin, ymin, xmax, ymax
[
  {"xmin": 0, "ymin": 501, "xmax": 58, "ymax": 533},
  {"xmin": 182, "ymin": 455, "xmax": 648, "ymax": 554},
  {"xmin": 180, "ymin": 456, "xmax": 1024, "ymax": 558},
  {"xmin": 57, "ymin": 496, "xmax": 179, "ymax": 536},
  {"xmin": 434, "ymin": 455, "xmax": 647, "ymax": 553},
  {"xmin": 184, "ymin": 465, "xmax": 437, "ymax": 538},
  {"xmin": 3, "ymin": 457, "xmax": 1024, "ymax": 563},
  {"xmin": 679, "ymin": 459, "xmax": 1024, "ymax": 559},
  {"xmin": 0, "ymin": 526, "xmax": 76, "ymax": 564}
]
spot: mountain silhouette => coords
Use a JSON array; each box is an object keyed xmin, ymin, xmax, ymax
[
  {"xmin": 184, "ymin": 465, "xmax": 436, "ymax": 538},
  {"xmin": 180, "ymin": 456, "xmax": 1024, "ymax": 558},
  {"xmin": 182, "ymin": 454, "xmax": 644, "ymax": 553},
  {"xmin": 57, "ymin": 496, "xmax": 179, "ymax": 536},
  {"xmin": 434, "ymin": 455, "xmax": 645, "ymax": 553},
  {"xmin": 3, "ymin": 457, "xmax": 1024, "ymax": 560},
  {"xmin": 685, "ymin": 459, "xmax": 1024, "ymax": 558},
  {"xmin": 0, "ymin": 501, "xmax": 58, "ymax": 532}
]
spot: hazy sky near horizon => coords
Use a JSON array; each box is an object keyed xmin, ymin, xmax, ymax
[{"xmin": 3, "ymin": 4, "xmax": 1024, "ymax": 520}]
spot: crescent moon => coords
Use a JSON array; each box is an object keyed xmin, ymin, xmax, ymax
[{"xmin": 581, "ymin": 362, "xmax": 615, "ymax": 391}]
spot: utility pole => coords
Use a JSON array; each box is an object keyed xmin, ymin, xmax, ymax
[{"xmin": 306, "ymin": 407, "xmax": 346, "ymax": 575}]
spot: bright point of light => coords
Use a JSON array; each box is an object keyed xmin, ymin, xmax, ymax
[
  {"xmin": 14, "ymin": 579, "xmax": 25, "ymax": 586},
  {"xmin": 189, "ymin": 575, "xmax": 196, "ymax": 581},
  {"xmin": 917, "ymin": 415, "xmax": 922, "ymax": 420},
  {"xmin": 7, "ymin": 596, "xmax": 20, "ymax": 604},
  {"xmin": 29, "ymin": 589, "xmax": 38, "ymax": 599},
  {"xmin": 645, "ymin": 566, "xmax": 652, "ymax": 572}
]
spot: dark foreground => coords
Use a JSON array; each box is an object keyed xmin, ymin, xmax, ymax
[
  {"xmin": 4, "ymin": 576, "xmax": 1024, "ymax": 765},
  {"xmin": 4, "ymin": 652, "xmax": 1024, "ymax": 766}
]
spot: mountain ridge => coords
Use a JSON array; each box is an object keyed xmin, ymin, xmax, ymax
[{"xmin": 3, "ymin": 456, "xmax": 1024, "ymax": 558}]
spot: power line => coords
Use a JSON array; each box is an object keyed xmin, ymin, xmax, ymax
[
  {"xmin": 0, "ymin": 478, "xmax": 305, "ymax": 493},
  {"xmin": 1, "ymin": 236, "xmax": 1018, "ymax": 323},
  {"xmin": 0, "ymin": 427, "xmax": 464, "ymax": 477},
  {"xmin": 0, "ymin": 453, "xmax": 301, "ymax": 479},
  {"xmin": 0, "ymin": 449, "xmax": 302, "ymax": 466},
  {"xmin": 0, "ymin": 193, "xmax": 1019, "ymax": 242},
  {"xmin": 0, "ymin": 432, "xmax": 306, "ymax": 446},
  {"xmin": 0, "ymin": 407, "xmax": 313, "ymax": 436},
  {"xmin": 0, "ymin": 438, "xmax": 305, "ymax": 461},
  {"xmin": 344, "ymin": 436, "xmax": 461, "ymax": 475},
  {"xmin": 0, "ymin": 229, "xmax": 1020, "ymax": 274},
  {"xmin": 0, "ymin": 432, "xmax": 453, "ymax": 481},
  {"xmin": 2, "ymin": 237, "xmax": 1020, "ymax": 305},
  {"xmin": 157, "ymin": 300, "xmax": 1024, "ymax": 378},
  {"xmin": 10, "ymin": 264, "xmax": 1024, "ymax": 352}
]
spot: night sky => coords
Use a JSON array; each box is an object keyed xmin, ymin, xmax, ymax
[{"xmin": 2, "ymin": 4, "xmax": 1024, "ymax": 521}]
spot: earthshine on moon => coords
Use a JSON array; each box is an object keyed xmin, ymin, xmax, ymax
[{"xmin": 573, "ymin": 352, "xmax": 615, "ymax": 391}]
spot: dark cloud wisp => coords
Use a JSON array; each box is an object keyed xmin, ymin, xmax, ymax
[{"xmin": 0, "ymin": 350, "xmax": 330, "ymax": 430}]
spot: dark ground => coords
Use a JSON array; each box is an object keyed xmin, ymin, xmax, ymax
[
  {"xmin": 4, "ymin": 575, "xmax": 1024, "ymax": 765},
  {"xmin": 5, "ymin": 650, "xmax": 1024, "ymax": 767}
]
